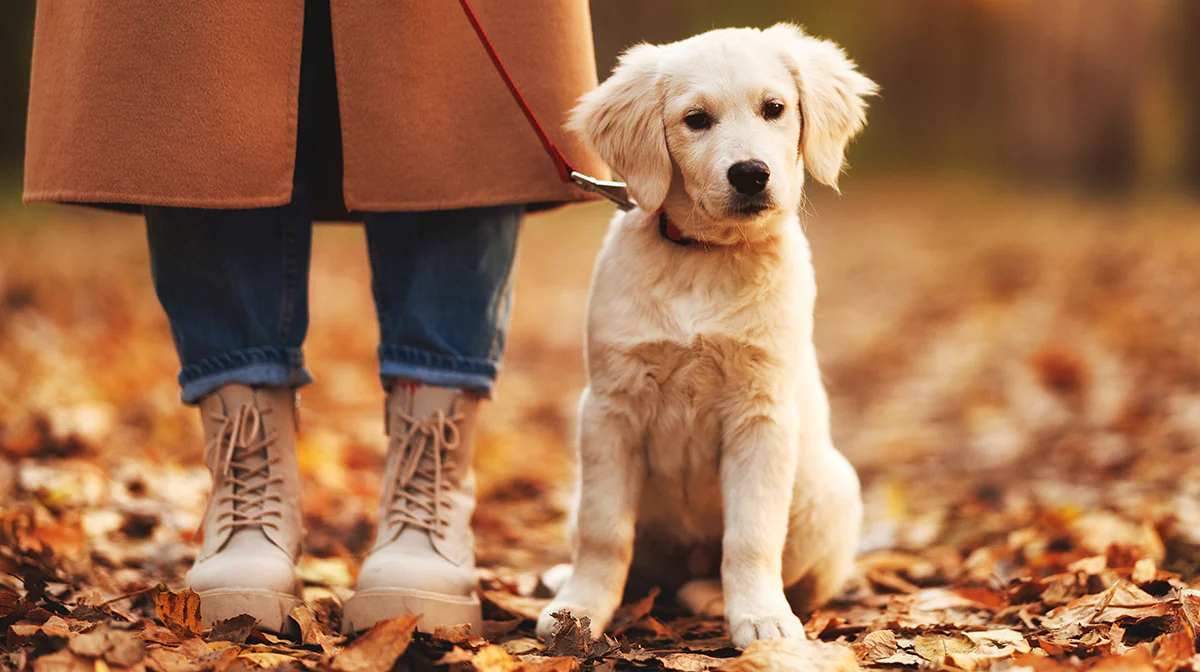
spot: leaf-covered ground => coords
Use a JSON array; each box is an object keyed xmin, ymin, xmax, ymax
[{"xmin": 3, "ymin": 184, "xmax": 1200, "ymax": 671}]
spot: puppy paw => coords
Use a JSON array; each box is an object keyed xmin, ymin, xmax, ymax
[
  {"xmin": 678, "ymin": 578, "xmax": 724, "ymax": 618},
  {"xmin": 539, "ymin": 563, "xmax": 573, "ymax": 596},
  {"xmin": 728, "ymin": 609, "xmax": 805, "ymax": 648},
  {"xmin": 536, "ymin": 601, "xmax": 614, "ymax": 641}
]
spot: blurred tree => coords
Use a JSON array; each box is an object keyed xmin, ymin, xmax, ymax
[
  {"xmin": 1180, "ymin": 0, "xmax": 1200, "ymax": 193},
  {"xmin": 996, "ymin": 0, "xmax": 1168, "ymax": 192}
]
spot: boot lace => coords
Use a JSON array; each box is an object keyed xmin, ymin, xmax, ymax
[
  {"xmin": 198, "ymin": 403, "xmax": 284, "ymax": 538},
  {"xmin": 380, "ymin": 407, "xmax": 463, "ymax": 544}
]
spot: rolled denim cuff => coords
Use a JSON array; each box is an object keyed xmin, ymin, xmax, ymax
[
  {"xmin": 378, "ymin": 343, "xmax": 499, "ymax": 398},
  {"xmin": 177, "ymin": 346, "xmax": 314, "ymax": 404}
]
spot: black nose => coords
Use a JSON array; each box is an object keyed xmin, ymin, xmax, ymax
[{"xmin": 727, "ymin": 160, "xmax": 770, "ymax": 195}]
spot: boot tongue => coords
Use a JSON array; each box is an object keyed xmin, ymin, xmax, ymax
[
  {"xmin": 208, "ymin": 386, "xmax": 275, "ymax": 533},
  {"xmin": 408, "ymin": 386, "xmax": 459, "ymax": 418},
  {"xmin": 379, "ymin": 386, "xmax": 465, "ymax": 546}
]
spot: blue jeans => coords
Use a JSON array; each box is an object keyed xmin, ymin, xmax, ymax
[{"xmin": 146, "ymin": 206, "xmax": 521, "ymax": 404}]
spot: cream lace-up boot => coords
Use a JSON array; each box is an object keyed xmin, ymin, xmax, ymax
[
  {"xmin": 185, "ymin": 384, "xmax": 304, "ymax": 631},
  {"xmin": 342, "ymin": 385, "xmax": 482, "ymax": 634}
]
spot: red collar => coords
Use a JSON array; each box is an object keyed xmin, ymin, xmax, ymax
[{"xmin": 658, "ymin": 210, "xmax": 693, "ymax": 247}]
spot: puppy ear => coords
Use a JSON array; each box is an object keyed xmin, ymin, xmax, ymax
[
  {"xmin": 766, "ymin": 24, "xmax": 878, "ymax": 191},
  {"xmin": 569, "ymin": 44, "xmax": 670, "ymax": 211}
]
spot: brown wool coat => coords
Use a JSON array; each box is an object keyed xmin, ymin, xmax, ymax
[{"xmin": 23, "ymin": 0, "xmax": 605, "ymax": 218}]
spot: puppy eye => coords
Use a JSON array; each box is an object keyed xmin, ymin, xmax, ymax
[
  {"xmin": 763, "ymin": 101, "xmax": 784, "ymax": 120},
  {"xmin": 684, "ymin": 111, "xmax": 712, "ymax": 130}
]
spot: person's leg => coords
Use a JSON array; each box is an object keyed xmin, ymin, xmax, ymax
[
  {"xmin": 142, "ymin": 0, "xmax": 324, "ymax": 632},
  {"xmin": 145, "ymin": 203, "xmax": 314, "ymax": 403},
  {"xmin": 367, "ymin": 205, "xmax": 523, "ymax": 396},
  {"xmin": 342, "ymin": 206, "xmax": 521, "ymax": 634}
]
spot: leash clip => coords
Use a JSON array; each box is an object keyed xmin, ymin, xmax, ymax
[{"xmin": 570, "ymin": 172, "xmax": 637, "ymax": 211}]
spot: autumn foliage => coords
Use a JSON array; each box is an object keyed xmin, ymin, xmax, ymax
[{"xmin": 4, "ymin": 185, "xmax": 1200, "ymax": 670}]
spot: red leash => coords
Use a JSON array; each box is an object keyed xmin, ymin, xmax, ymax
[{"xmin": 455, "ymin": 0, "xmax": 634, "ymax": 209}]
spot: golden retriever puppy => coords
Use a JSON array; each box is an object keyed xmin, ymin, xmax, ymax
[{"xmin": 535, "ymin": 25, "xmax": 877, "ymax": 648}]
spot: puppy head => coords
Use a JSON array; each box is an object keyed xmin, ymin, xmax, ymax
[{"xmin": 571, "ymin": 25, "xmax": 877, "ymax": 243}]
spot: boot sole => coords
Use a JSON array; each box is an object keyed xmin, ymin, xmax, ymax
[
  {"xmin": 342, "ymin": 588, "xmax": 482, "ymax": 634},
  {"xmin": 197, "ymin": 588, "xmax": 302, "ymax": 634}
]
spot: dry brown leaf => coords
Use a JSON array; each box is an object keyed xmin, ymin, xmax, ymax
[
  {"xmin": 913, "ymin": 632, "xmax": 976, "ymax": 663},
  {"xmin": 500, "ymin": 637, "xmax": 544, "ymax": 655},
  {"xmin": 237, "ymin": 652, "xmax": 298, "ymax": 669},
  {"xmin": 658, "ymin": 652, "xmax": 729, "ymax": 671},
  {"xmin": 1071, "ymin": 513, "xmax": 1165, "ymax": 563},
  {"xmin": 1040, "ymin": 581, "xmax": 1175, "ymax": 630},
  {"xmin": 1087, "ymin": 645, "xmax": 1157, "ymax": 671},
  {"xmin": 718, "ymin": 639, "xmax": 858, "ymax": 672},
  {"xmin": 483, "ymin": 618, "xmax": 523, "ymax": 639},
  {"xmin": 518, "ymin": 655, "xmax": 580, "ymax": 672},
  {"xmin": 1151, "ymin": 629, "xmax": 1193, "ymax": 671},
  {"xmin": 68, "ymin": 629, "xmax": 112, "ymax": 658},
  {"xmin": 852, "ymin": 629, "xmax": 897, "ymax": 663},
  {"xmin": 154, "ymin": 590, "xmax": 203, "ymax": 638},
  {"xmin": 962, "ymin": 629, "xmax": 1030, "ymax": 656},
  {"xmin": 1131, "ymin": 558, "xmax": 1157, "ymax": 584},
  {"xmin": 330, "ymin": 614, "xmax": 418, "ymax": 672},
  {"xmin": 542, "ymin": 611, "xmax": 591, "ymax": 658},
  {"xmin": 141, "ymin": 626, "xmax": 183, "ymax": 648},
  {"xmin": 609, "ymin": 587, "xmax": 659, "ymax": 636},
  {"xmin": 144, "ymin": 647, "xmax": 201, "ymax": 672},
  {"xmin": 461, "ymin": 644, "xmax": 520, "ymax": 672},
  {"xmin": 873, "ymin": 650, "xmax": 924, "ymax": 667},
  {"xmin": 104, "ymin": 631, "xmax": 146, "ymax": 668},
  {"xmin": 207, "ymin": 615, "xmax": 256, "ymax": 644},
  {"xmin": 31, "ymin": 649, "xmax": 92, "ymax": 672},
  {"xmin": 482, "ymin": 590, "xmax": 552, "ymax": 622},
  {"xmin": 288, "ymin": 604, "xmax": 343, "ymax": 653}
]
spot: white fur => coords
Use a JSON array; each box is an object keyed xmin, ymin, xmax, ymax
[{"xmin": 536, "ymin": 25, "xmax": 876, "ymax": 648}]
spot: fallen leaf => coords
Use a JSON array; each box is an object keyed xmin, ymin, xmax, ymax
[
  {"xmin": 1040, "ymin": 581, "xmax": 1175, "ymax": 630},
  {"xmin": 330, "ymin": 615, "xmax": 418, "ymax": 672},
  {"xmin": 658, "ymin": 652, "xmax": 729, "ymax": 671},
  {"xmin": 103, "ymin": 628, "xmax": 145, "ymax": 667},
  {"xmin": 873, "ymin": 651, "xmax": 924, "ymax": 666},
  {"xmin": 154, "ymin": 590, "xmax": 203, "ymax": 638},
  {"xmin": 718, "ymin": 638, "xmax": 859, "ymax": 672},
  {"xmin": 913, "ymin": 633, "xmax": 976, "ymax": 662},
  {"xmin": 482, "ymin": 590, "xmax": 552, "ymax": 622},
  {"xmin": 207, "ymin": 615, "xmax": 256, "ymax": 644},
  {"xmin": 458, "ymin": 644, "xmax": 519, "ymax": 672},
  {"xmin": 483, "ymin": 618, "xmax": 522, "ymax": 639},
  {"xmin": 543, "ymin": 611, "xmax": 592, "ymax": 658},
  {"xmin": 31, "ymin": 649, "xmax": 92, "ymax": 672},
  {"xmin": 853, "ymin": 629, "xmax": 897, "ymax": 663},
  {"xmin": 962, "ymin": 629, "xmax": 1031, "ymax": 655},
  {"xmin": 141, "ymin": 626, "xmax": 182, "ymax": 648},
  {"xmin": 144, "ymin": 647, "xmax": 200, "ymax": 672},
  {"xmin": 68, "ymin": 629, "xmax": 113, "ymax": 658},
  {"xmin": 1151, "ymin": 629, "xmax": 1192, "ymax": 671},
  {"xmin": 1131, "ymin": 558, "xmax": 1157, "ymax": 584},
  {"xmin": 609, "ymin": 587, "xmax": 659, "ymax": 636},
  {"xmin": 238, "ymin": 652, "xmax": 297, "ymax": 669},
  {"xmin": 500, "ymin": 637, "xmax": 544, "ymax": 655}
]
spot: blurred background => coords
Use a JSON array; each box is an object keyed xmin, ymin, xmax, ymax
[{"xmin": 3, "ymin": 0, "xmax": 1200, "ymax": 649}]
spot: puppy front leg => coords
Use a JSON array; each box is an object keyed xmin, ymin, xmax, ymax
[
  {"xmin": 721, "ymin": 408, "xmax": 805, "ymax": 648},
  {"xmin": 537, "ymin": 391, "xmax": 645, "ymax": 639}
]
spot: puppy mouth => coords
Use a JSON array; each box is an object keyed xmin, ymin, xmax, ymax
[{"xmin": 727, "ymin": 196, "xmax": 774, "ymax": 218}]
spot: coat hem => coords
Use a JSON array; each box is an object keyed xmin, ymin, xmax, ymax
[
  {"xmin": 22, "ymin": 186, "xmax": 602, "ymax": 214},
  {"xmin": 342, "ymin": 186, "xmax": 601, "ymax": 213},
  {"xmin": 23, "ymin": 190, "xmax": 295, "ymax": 210}
]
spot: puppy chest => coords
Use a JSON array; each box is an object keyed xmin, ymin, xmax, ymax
[{"xmin": 624, "ymin": 335, "xmax": 777, "ymax": 498}]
